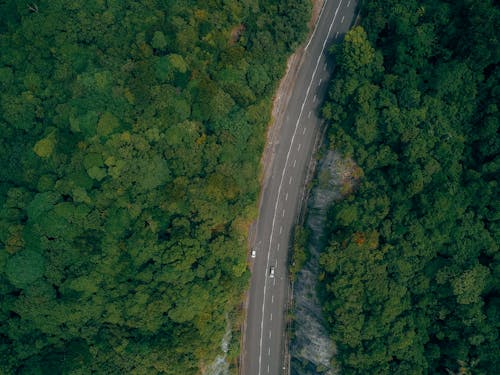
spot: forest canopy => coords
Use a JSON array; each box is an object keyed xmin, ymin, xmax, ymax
[
  {"xmin": 0, "ymin": 0, "xmax": 310, "ymax": 373},
  {"xmin": 319, "ymin": 0, "xmax": 499, "ymax": 374}
]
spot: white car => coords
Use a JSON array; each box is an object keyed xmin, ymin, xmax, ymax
[
  {"xmin": 269, "ymin": 266, "xmax": 275, "ymax": 278},
  {"xmin": 251, "ymin": 249, "xmax": 256, "ymax": 258}
]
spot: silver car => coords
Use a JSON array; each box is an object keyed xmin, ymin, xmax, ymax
[{"xmin": 269, "ymin": 266, "xmax": 275, "ymax": 278}]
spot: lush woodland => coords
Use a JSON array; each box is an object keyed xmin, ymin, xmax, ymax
[
  {"xmin": 319, "ymin": 0, "xmax": 499, "ymax": 374},
  {"xmin": 0, "ymin": 0, "xmax": 310, "ymax": 373}
]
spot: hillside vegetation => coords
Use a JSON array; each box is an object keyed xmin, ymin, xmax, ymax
[
  {"xmin": 319, "ymin": 0, "xmax": 499, "ymax": 373},
  {"xmin": 0, "ymin": 0, "xmax": 310, "ymax": 373}
]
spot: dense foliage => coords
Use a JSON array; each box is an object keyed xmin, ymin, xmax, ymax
[
  {"xmin": 319, "ymin": 0, "xmax": 499, "ymax": 374},
  {"xmin": 0, "ymin": 0, "xmax": 310, "ymax": 373},
  {"xmin": 290, "ymin": 226, "xmax": 309, "ymax": 281}
]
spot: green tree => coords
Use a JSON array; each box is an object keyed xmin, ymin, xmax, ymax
[
  {"xmin": 317, "ymin": 0, "xmax": 500, "ymax": 373},
  {"xmin": 0, "ymin": 0, "xmax": 312, "ymax": 373}
]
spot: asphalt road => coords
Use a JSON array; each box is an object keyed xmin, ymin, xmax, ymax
[{"xmin": 242, "ymin": 1, "xmax": 358, "ymax": 374}]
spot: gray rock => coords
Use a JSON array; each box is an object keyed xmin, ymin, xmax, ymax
[{"xmin": 290, "ymin": 151, "xmax": 349, "ymax": 375}]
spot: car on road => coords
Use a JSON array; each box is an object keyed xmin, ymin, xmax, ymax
[
  {"xmin": 251, "ymin": 249, "xmax": 256, "ymax": 258},
  {"xmin": 269, "ymin": 266, "xmax": 275, "ymax": 278}
]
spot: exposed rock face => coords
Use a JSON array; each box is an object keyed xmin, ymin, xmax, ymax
[
  {"xmin": 291, "ymin": 150, "xmax": 356, "ymax": 375},
  {"xmin": 204, "ymin": 150, "xmax": 356, "ymax": 375},
  {"xmin": 204, "ymin": 321, "xmax": 231, "ymax": 375}
]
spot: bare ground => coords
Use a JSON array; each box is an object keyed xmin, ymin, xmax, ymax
[
  {"xmin": 249, "ymin": 0, "xmax": 325, "ymax": 248},
  {"xmin": 260, "ymin": 0, "xmax": 325, "ymax": 190}
]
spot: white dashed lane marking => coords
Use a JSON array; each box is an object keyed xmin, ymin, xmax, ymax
[
  {"xmin": 293, "ymin": 159, "xmax": 297, "ymax": 168},
  {"xmin": 297, "ymin": 144, "xmax": 302, "ymax": 151},
  {"xmin": 258, "ymin": 1, "xmax": 346, "ymax": 372},
  {"xmin": 341, "ymin": 15, "xmax": 345, "ymax": 23},
  {"xmin": 303, "ymin": 127, "xmax": 307, "ymax": 135}
]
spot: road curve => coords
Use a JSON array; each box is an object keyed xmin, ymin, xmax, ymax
[{"xmin": 242, "ymin": 1, "xmax": 358, "ymax": 375}]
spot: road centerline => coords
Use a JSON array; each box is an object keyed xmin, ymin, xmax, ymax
[{"xmin": 256, "ymin": 1, "xmax": 344, "ymax": 373}]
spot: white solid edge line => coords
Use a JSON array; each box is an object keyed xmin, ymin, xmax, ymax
[
  {"xmin": 304, "ymin": 0, "xmax": 329, "ymax": 51},
  {"xmin": 257, "ymin": 0, "xmax": 344, "ymax": 373}
]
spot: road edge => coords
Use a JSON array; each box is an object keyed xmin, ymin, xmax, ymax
[
  {"xmin": 240, "ymin": 1, "xmax": 326, "ymax": 374},
  {"xmin": 282, "ymin": 5, "xmax": 363, "ymax": 374}
]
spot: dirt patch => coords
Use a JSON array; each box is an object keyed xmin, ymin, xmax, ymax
[
  {"xmin": 248, "ymin": 0, "xmax": 326, "ymax": 247},
  {"xmin": 230, "ymin": 24, "xmax": 245, "ymax": 44},
  {"xmin": 309, "ymin": 0, "xmax": 325, "ymax": 30},
  {"xmin": 259, "ymin": 0, "xmax": 325, "ymax": 192}
]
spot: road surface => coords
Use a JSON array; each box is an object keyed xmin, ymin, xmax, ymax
[{"xmin": 242, "ymin": 1, "xmax": 358, "ymax": 374}]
